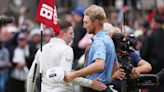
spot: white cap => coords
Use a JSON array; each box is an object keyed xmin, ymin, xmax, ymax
[
  {"xmin": 30, "ymin": 28, "xmax": 40, "ymax": 37},
  {"xmin": 18, "ymin": 33, "xmax": 26, "ymax": 40},
  {"xmin": 7, "ymin": 26, "xmax": 19, "ymax": 33},
  {"xmin": 43, "ymin": 29, "xmax": 54, "ymax": 36}
]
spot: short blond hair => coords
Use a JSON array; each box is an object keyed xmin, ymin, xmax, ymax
[{"xmin": 84, "ymin": 5, "xmax": 106, "ymax": 25}]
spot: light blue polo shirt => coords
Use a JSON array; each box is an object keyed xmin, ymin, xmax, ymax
[{"xmin": 85, "ymin": 30, "xmax": 117, "ymax": 84}]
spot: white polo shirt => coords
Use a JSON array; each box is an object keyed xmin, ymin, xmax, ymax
[{"xmin": 27, "ymin": 37, "xmax": 92, "ymax": 92}]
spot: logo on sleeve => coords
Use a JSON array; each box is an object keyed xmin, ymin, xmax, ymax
[{"xmin": 66, "ymin": 58, "xmax": 71, "ymax": 62}]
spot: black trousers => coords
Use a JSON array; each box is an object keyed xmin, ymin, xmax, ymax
[
  {"xmin": 11, "ymin": 78, "xmax": 25, "ymax": 92},
  {"xmin": 148, "ymin": 83, "xmax": 164, "ymax": 92},
  {"xmin": 83, "ymin": 87, "xmax": 111, "ymax": 92}
]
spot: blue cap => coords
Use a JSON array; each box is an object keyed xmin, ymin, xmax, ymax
[
  {"xmin": 71, "ymin": 6, "xmax": 85, "ymax": 16},
  {"xmin": 154, "ymin": 15, "xmax": 164, "ymax": 24}
]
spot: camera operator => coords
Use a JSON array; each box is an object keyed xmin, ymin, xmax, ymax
[{"xmin": 111, "ymin": 33, "xmax": 152, "ymax": 92}]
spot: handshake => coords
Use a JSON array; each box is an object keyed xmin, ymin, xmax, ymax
[
  {"xmin": 46, "ymin": 67, "xmax": 107, "ymax": 91},
  {"xmin": 64, "ymin": 71, "xmax": 107, "ymax": 91}
]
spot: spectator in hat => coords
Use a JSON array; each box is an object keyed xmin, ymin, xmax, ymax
[
  {"xmin": 43, "ymin": 28, "xmax": 54, "ymax": 44},
  {"xmin": 150, "ymin": 15, "xmax": 164, "ymax": 30},
  {"xmin": 11, "ymin": 33, "xmax": 30, "ymax": 92},
  {"xmin": 28, "ymin": 28, "xmax": 40, "ymax": 69},
  {"xmin": 141, "ymin": 20, "xmax": 151, "ymax": 36},
  {"xmin": 140, "ymin": 15, "xmax": 164, "ymax": 92},
  {"xmin": 157, "ymin": 4, "xmax": 164, "ymax": 18},
  {"xmin": 71, "ymin": 6, "xmax": 87, "ymax": 70}
]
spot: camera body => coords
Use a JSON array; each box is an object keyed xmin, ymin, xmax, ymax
[
  {"xmin": 112, "ymin": 33, "xmax": 136, "ymax": 53},
  {"xmin": 112, "ymin": 33, "xmax": 159, "ymax": 92}
]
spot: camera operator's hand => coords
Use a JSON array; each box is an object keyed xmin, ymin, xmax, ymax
[
  {"xmin": 130, "ymin": 67, "xmax": 140, "ymax": 78},
  {"xmin": 112, "ymin": 68, "xmax": 126, "ymax": 80}
]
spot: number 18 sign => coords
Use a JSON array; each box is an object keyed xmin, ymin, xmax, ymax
[{"xmin": 36, "ymin": 0, "xmax": 60, "ymax": 34}]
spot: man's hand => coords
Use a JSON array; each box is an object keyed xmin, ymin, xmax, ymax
[
  {"xmin": 112, "ymin": 68, "xmax": 126, "ymax": 80},
  {"xmin": 91, "ymin": 80, "xmax": 107, "ymax": 91},
  {"xmin": 64, "ymin": 71, "xmax": 77, "ymax": 82},
  {"xmin": 130, "ymin": 67, "xmax": 140, "ymax": 78},
  {"xmin": 17, "ymin": 63, "xmax": 26, "ymax": 69}
]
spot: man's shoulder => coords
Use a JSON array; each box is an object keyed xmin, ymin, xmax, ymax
[
  {"xmin": 50, "ymin": 43, "xmax": 73, "ymax": 52},
  {"xmin": 65, "ymin": 46, "xmax": 73, "ymax": 53},
  {"xmin": 58, "ymin": 45, "xmax": 73, "ymax": 55},
  {"xmin": 93, "ymin": 34, "xmax": 112, "ymax": 45},
  {"xmin": 96, "ymin": 32, "xmax": 111, "ymax": 40}
]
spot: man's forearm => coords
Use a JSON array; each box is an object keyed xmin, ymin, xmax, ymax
[
  {"xmin": 74, "ymin": 60, "xmax": 105, "ymax": 78},
  {"xmin": 135, "ymin": 64, "xmax": 152, "ymax": 73},
  {"xmin": 72, "ymin": 77, "xmax": 92, "ymax": 88},
  {"xmin": 137, "ymin": 60, "xmax": 152, "ymax": 73}
]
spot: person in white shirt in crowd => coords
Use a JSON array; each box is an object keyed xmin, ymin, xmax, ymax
[
  {"xmin": 27, "ymin": 20, "xmax": 106, "ymax": 92},
  {"xmin": 11, "ymin": 33, "xmax": 30, "ymax": 92},
  {"xmin": 28, "ymin": 28, "xmax": 41, "ymax": 69}
]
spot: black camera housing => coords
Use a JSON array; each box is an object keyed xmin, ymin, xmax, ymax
[{"xmin": 112, "ymin": 33, "xmax": 159, "ymax": 92}]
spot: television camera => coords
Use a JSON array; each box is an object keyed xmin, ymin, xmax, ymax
[{"xmin": 112, "ymin": 33, "xmax": 159, "ymax": 92}]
